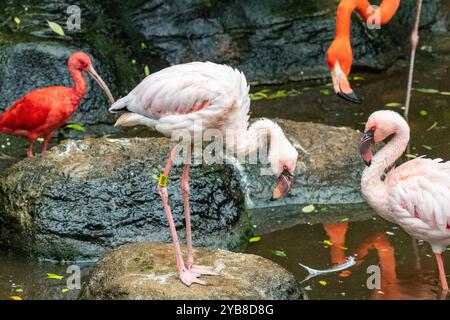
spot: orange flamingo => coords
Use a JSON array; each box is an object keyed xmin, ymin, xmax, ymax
[
  {"xmin": 326, "ymin": 0, "xmax": 400, "ymax": 103},
  {"xmin": 0, "ymin": 52, "xmax": 114, "ymax": 157}
]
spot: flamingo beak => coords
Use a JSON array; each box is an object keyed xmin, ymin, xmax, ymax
[
  {"xmin": 359, "ymin": 129, "xmax": 375, "ymax": 166},
  {"xmin": 331, "ymin": 72, "xmax": 362, "ymax": 104},
  {"xmin": 271, "ymin": 169, "xmax": 294, "ymax": 201},
  {"xmin": 86, "ymin": 65, "xmax": 115, "ymax": 105}
]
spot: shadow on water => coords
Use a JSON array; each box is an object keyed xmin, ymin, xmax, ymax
[{"xmin": 0, "ymin": 34, "xmax": 449, "ymax": 299}]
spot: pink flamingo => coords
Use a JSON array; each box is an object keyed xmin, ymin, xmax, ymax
[
  {"xmin": 359, "ymin": 110, "xmax": 450, "ymax": 291},
  {"xmin": 109, "ymin": 62, "xmax": 298, "ymax": 286}
]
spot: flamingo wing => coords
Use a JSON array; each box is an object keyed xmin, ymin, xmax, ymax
[
  {"xmin": 110, "ymin": 62, "xmax": 249, "ymax": 121},
  {"xmin": 386, "ymin": 157, "xmax": 450, "ymax": 232}
]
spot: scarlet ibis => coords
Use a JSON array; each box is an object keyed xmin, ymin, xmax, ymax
[
  {"xmin": 0, "ymin": 51, "xmax": 114, "ymax": 157},
  {"xmin": 110, "ymin": 62, "xmax": 298, "ymax": 286},
  {"xmin": 326, "ymin": 0, "xmax": 400, "ymax": 103},
  {"xmin": 360, "ymin": 110, "xmax": 450, "ymax": 291}
]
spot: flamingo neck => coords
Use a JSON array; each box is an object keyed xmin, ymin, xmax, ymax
[
  {"xmin": 69, "ymin": 67, "xmax": 87, "ymax": 108},
  {"xmin": 233, "ymin": 118, "xmax": 286, "ymax": 162},
  {"xmin": 334, "ymin": 1, "xmax": 356, "ymax": 40},
  {"xmin": 361, "ymin": 128, "xmax": 410, "ymax": 214}
]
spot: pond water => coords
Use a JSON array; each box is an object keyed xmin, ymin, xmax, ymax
[{"xmin": 0, "ymin": 35, "xmax": 449, "ymax": 300}]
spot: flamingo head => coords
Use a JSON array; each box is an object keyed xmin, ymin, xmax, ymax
[
  {"xmin": 68, "ymin": 52, "xmax": 115, "ymax": 104},
  {"xmin": 359, "ymin": 110, "xmax": 410, "ymax": 166},
  {"xmin": 269, "ymin": 135, "xmax": 298, "ymax": 201}
]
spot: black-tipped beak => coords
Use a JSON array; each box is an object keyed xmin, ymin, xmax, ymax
[
  {"xmin": 271, "ymin": 169, "xmax": 294, "ymax": 201},
  {"xmin": 359, "ymin": 129, "xmax": 374, "ymax": 166},
  {"xmin": 337, "ymin": 91, "xmax": 362, "ymax": 104}
]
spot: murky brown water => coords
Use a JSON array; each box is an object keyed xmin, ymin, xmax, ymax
[{"xmin": 0, "ymin": 34, "xmax": 449, "ymax": 300}]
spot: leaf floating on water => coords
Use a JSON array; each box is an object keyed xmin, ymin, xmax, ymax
[
  {"xmin": 427, "ymin": 122, "xmax": 438, "ymax": 132},
  {"xmin": 65, "ymin": 124, "xmax": 85, "ymax": 132},
  {"xmin": 15, "ymin": 288, "xmax": 23, "ymax": 293},
  {"xmin": 320, "ymin": 89, "xmax": 330, "ymax": 96},
  {"xmin": 385, "ymin": 102, "xmax": 402, "ymax": 108},
  {"xmin": 144, "ymin": 65, "xmax": 150, "ymax": 77},
  {"xmin": 248, "ymin": 236, "xmax": 261, "ymax": 243},
  {"xmin": 405, "ymin": 154, "xmax": 417, "ymax": 159},
  {"xmin": 340, "ymin": 217, "xmax": 349, "ymax": 222},
  {"xmin": 422, "ymin": 145, "xmax": 432, "ymax": 151},
  {"xmin": 10, "ymin": 296, "xmax": 22, "ymax": 300},
  {"xmin": 352, "ymin": 76, "xmax": 365, "ymax": 81},
  {"xmin": 273, "ymin": 250, "xmax": 287, "ymax": 257},
  {"xmin": 440, "ymin": 91, "xmax": 450, "ymax": 96},
  {"xmin": 62, "ymin": 288, "xmax": 70, "ymax": 293},
  {"xmin": 14, "ymin": 17, "xmax": 21, "ymax": 25},
  {"xmin": 319, "ymin": 280, "xmax": 327, "ymax": 286},
  {"xmin": 47, "ymin": 273, "xmax": 64, "ymax": 280},
  {"xmin": 419, "ymin": 110, "xmax": 428, "ymax": 116},
  {"xmin": 414, "ymin": 88, "xmax": 439, "ymax": 94},
  {"xmin": 47, "ymin": 20, "xmax": 65, "ymax": 36},
  {"xmin": 302, "ymin": 204, "xmax": 316, "ymax": 213}
]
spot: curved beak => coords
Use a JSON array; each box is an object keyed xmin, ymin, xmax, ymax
[
  {"xmin": 86, "ymin": 65, "xmax": 115, "ymax": 105},
  {"xmin": 359, "ymin": 129, "xmax": 374, "ymax": 166},
  {"xmin": 271, "ymin": 168, "xmax": 294, "ymax": 201},
  {"xmin": 331, "ymin": 72, "xmax": 362, "ymax": 104}
]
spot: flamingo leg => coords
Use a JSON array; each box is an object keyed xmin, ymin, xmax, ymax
[
  {"xmin": 181, "ymin": 144, "xmax": 218, "ymax": 276},
  {"xmin": 404, "ymin": 0, "xmax": 423, "ymax": 121},
  {"xmin": 158, "ymin": 146, "xmax": 206, "ymax": 287},
  {"xmin": 435, "ymin": 253, "xmax": 449, "ymax": 292},
  {"xmin": 27, "ymin": 139, "xmax": 35, "ymax": 157},
  {"xmin": 41, "ymin": 132, "xmax": 53, "ymax": 153}
]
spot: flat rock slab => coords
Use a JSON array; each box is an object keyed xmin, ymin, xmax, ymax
[{"xmin": 80, "ymin": 243, "xmax": 302, "ymax": 300}]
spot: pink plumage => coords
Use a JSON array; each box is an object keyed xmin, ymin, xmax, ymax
[{"xmin": 360, "ymin": 110, "xmax": 450, "ymax": 291}]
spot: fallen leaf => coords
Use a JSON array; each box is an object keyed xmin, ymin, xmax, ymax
[
  {"xmin": 273, "ymin": 250, "xmax": 287, "ymax": 257},
  {"xmin": 385, "ymin": 102, "xmax": 402, "ymax": 108},
  {"xmin": 405, "ymin": 154, "xmax": 417, "ymax": 159},
  {"xmin": 340, "ymin": 217, "xmax": 349, "ymax": 222},
  {"xmin": 249, "ymin": 236, "xmax": 261, "ymax": 243},
  {"xmin": 47, "ymin": 20, "xmax": 65, "ymax": 36},
  {"xmin": 10, "ymin": 296, "xmax": 22, "ymax": 300},
  {"xmin": 61, "ymin": 288, "xmax": 70, "ymax": 293},
  {"xmin": 144, "ymin": 65, "xmax": 150, "ymax": 77},
  {"xmin": 323, "ymin": 240, "xmax": 333, "ymax": 246},
  {"xmin": 427, "ymin": 122, "xmax": 438, "ymax": 132},
  {"xmin": 65, "ymin": 124, "xmax": 85, "ymax": 132},
  {"xmin": 414, "ymin": 88, "xmax": 439, "ymax": 94},
  {"xmin": 47, "ymin": 273, "xmax": 64, "ymax": 280},
  {"xmin": 440, "ymin": 91, "xmax": 450, "ymax": 96},
  {"xmin": 15, "ymin": 288, "xmax": 23, "ymax": 293},
  {"xmin": 302, "ymin": 204, "xmax": 315, "ymax": 213},
  {"xmin": 419, "ymin": 110, "xmax": 428, "ymax": 116},
  {"xmin": 422, "ymin": 145, "xmax": 432, "ymax": 151},
  {"xmin": 352, "ymin": 76, "xmax": 365, "ymax": 81},
  {"xmin": 319, "ymin": 280, "xmax": 327, "ymax": 286},
  {"xmin": 320, "ymin": 89, "xmax": 330, "ymax": 96}
]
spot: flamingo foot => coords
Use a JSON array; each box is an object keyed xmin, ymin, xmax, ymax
[
  {"xmin": 179, "ymin": 268, "xmax": 208, "ymax": 286},
  {"xmin": 188, "ymin": 264, "xmax": 219, "ymax": 276}
]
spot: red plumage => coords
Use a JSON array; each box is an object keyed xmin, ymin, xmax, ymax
[{"xmin": 0, "ymin": 52, "xmax": 114, "ymax": 157}]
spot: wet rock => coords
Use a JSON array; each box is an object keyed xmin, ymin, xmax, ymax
[
  {"xmin": 80, "ymin": 242, "xmax": 303, "ymax": 300},
  {"xmin": 0, "ymin": 137, "xmax": 247, "ymax": 260},
  {"xmin": 0, "ymin": 120, "xmax": 365, "ymax": 260},
  {"xmin": 115, "ymin": 0, "xmax": 445, "ymax": 84},
  {"xmin": 244, "ymin": 119, "xmax": 363, "ymax": 208}
]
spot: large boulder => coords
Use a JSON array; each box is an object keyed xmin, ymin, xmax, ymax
[
  {"xmin": 113, "ymin": 0, "xmax": 445, "ymax": 84},
  {"xmin": 0, "ymin": 120, "xmax": 365, "ymax": 260},
  {"xmin": 0, "ymin": 137, "xmax": 247, "ymax": 260},
  {"xmin": 80, "ymin": 242, "xmax": 303, "ymax": 300}
]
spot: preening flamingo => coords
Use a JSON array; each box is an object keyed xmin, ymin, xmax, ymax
[
  {"xmin": 110, "ymin": 62, "xmax": 298, "ymax": 286},
  {"xmin": 0, "ymin": 52, "xmax": 114, "ymax": 157},
  {"xmin": 359, "ymin": 110, "xmax": 450, "ymax": 291},
  {"xmin": 326, "ymin": 0, "xmax": 400, "ymax": 103}
]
